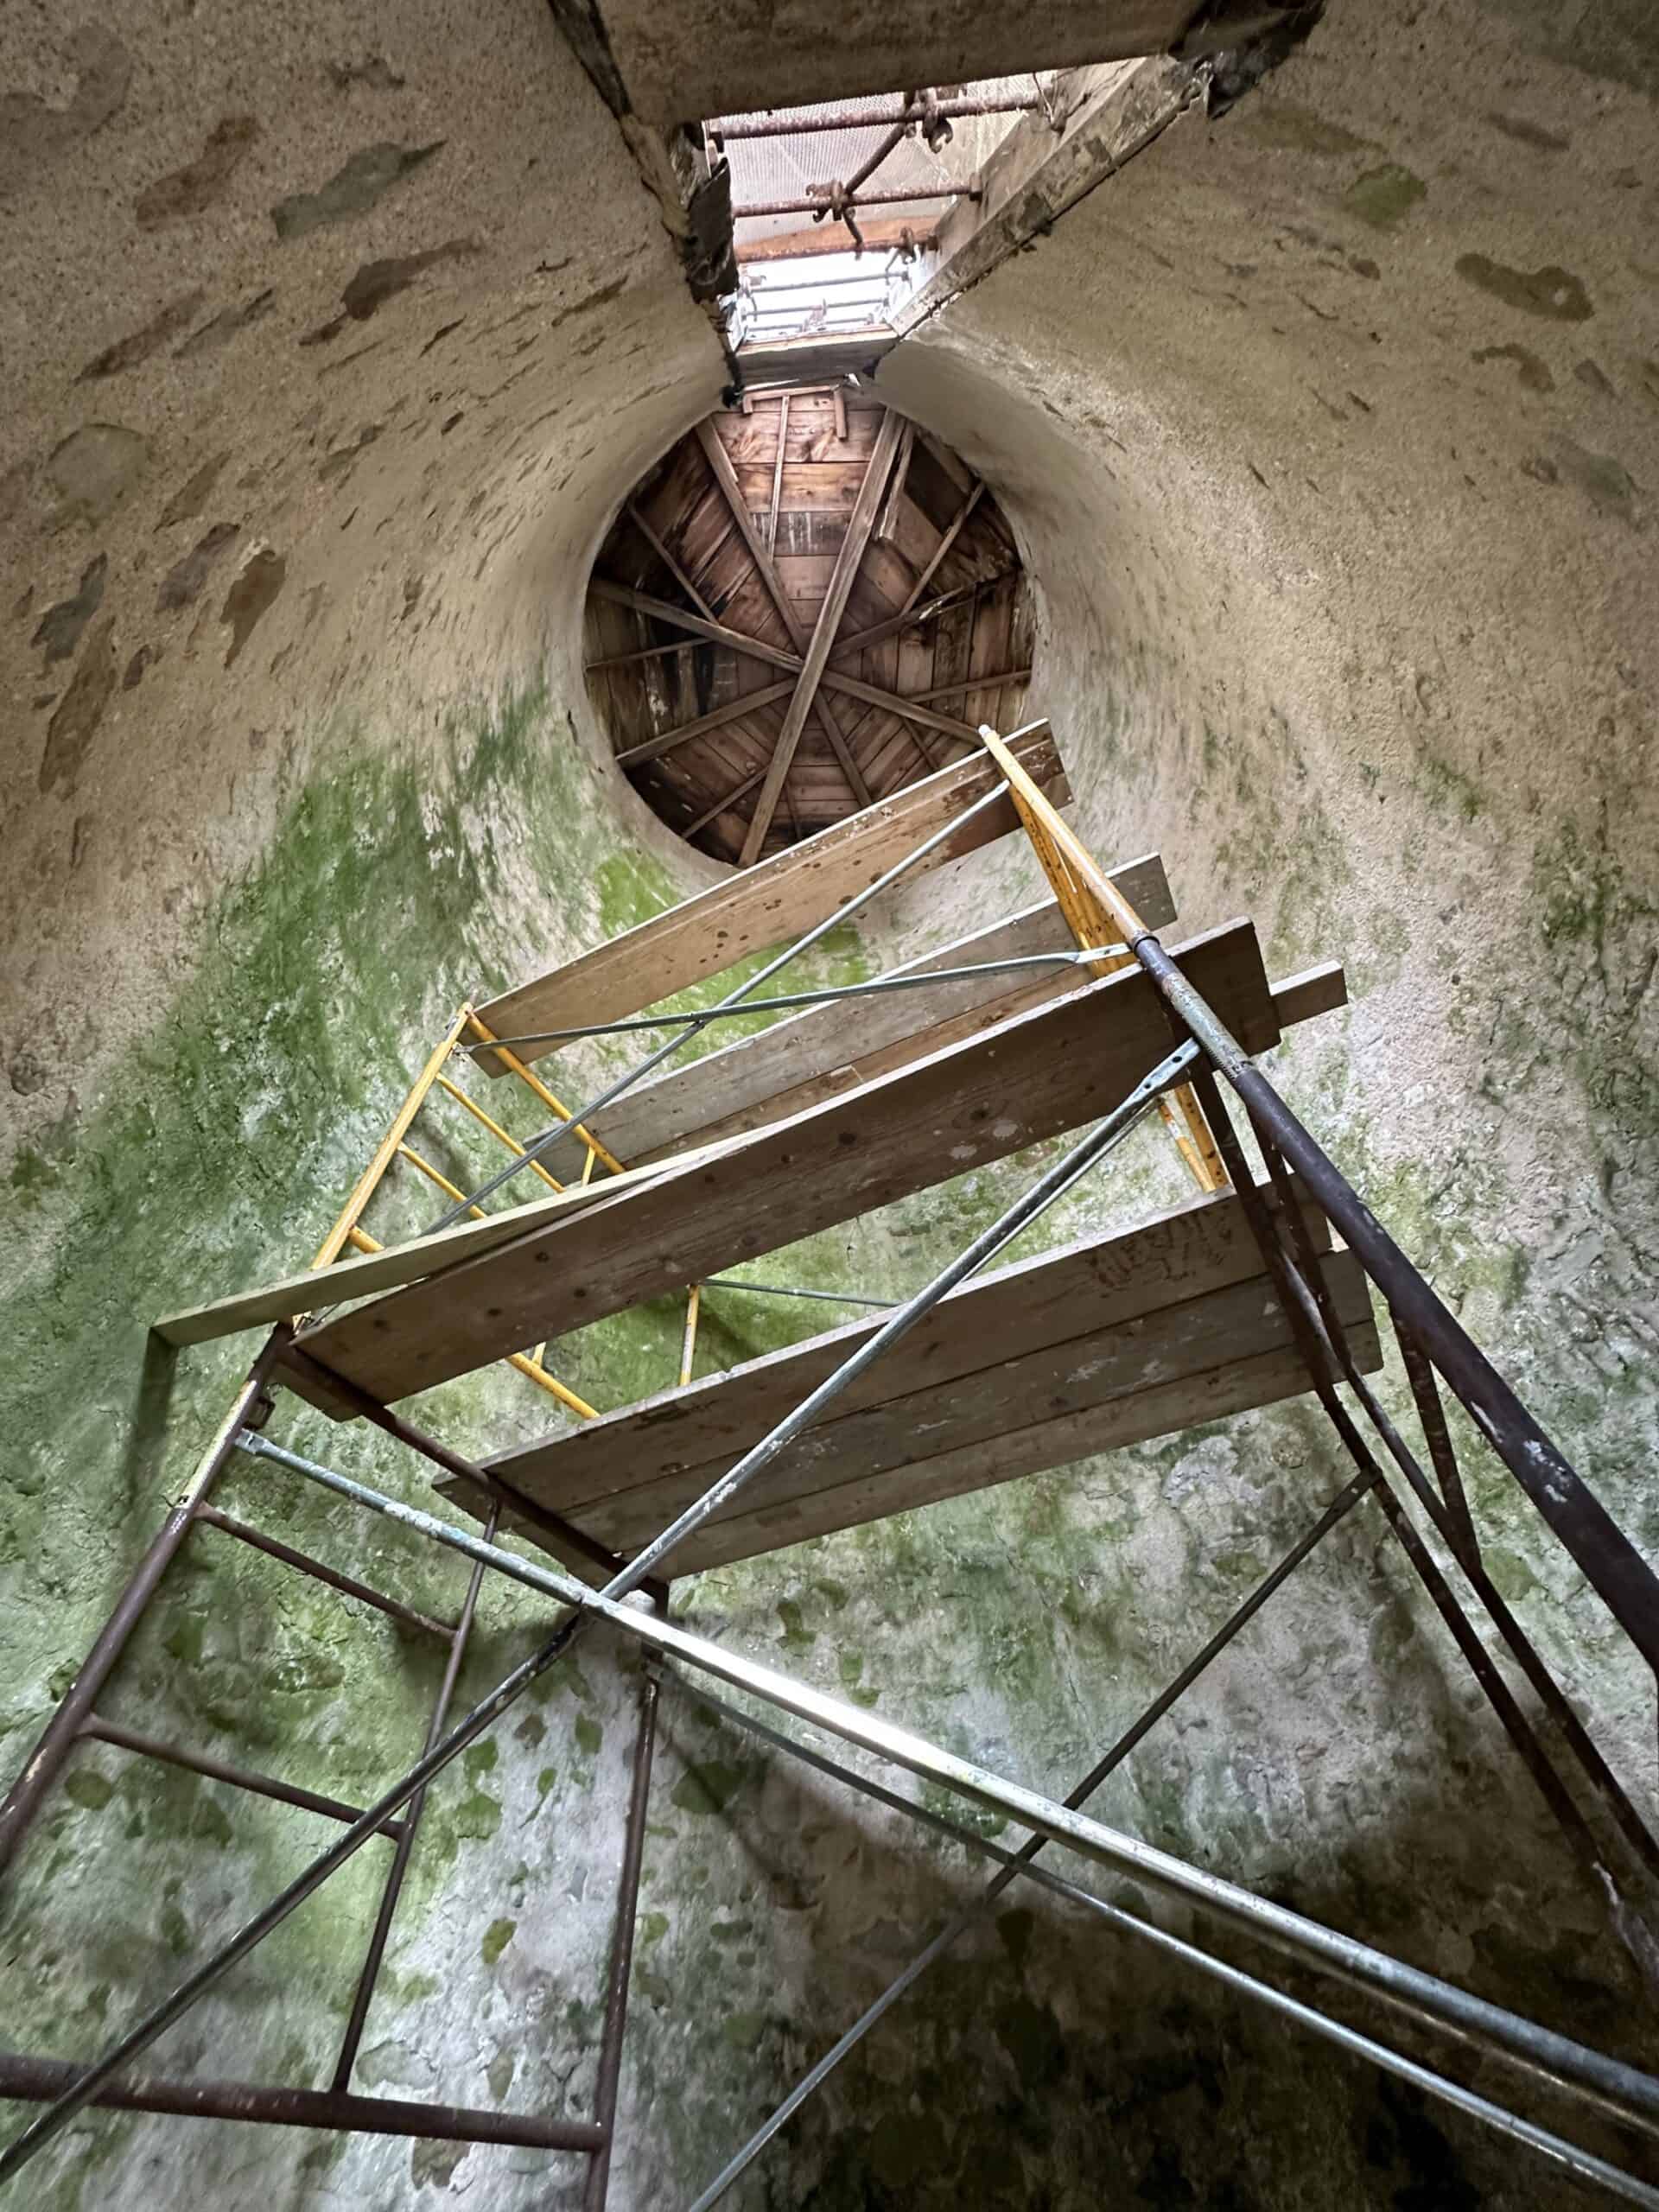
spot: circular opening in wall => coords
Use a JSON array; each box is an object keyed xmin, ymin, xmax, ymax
[{"xmin": 583, "ymin": 391, "xmax": 1033, "ymax": 866}]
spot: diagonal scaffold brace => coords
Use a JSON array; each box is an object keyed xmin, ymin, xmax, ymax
[{"xmin": 0, "ymin": 1038, "xmax": 1195, "ymax": 2184}]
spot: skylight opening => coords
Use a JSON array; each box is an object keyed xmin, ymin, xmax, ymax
[{"xmin": 704, "ymin": 79, "xmax": 1065, "ymax": 351}]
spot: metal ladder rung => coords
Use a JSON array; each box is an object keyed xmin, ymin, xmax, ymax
[{"xmin": 79, "ymin": 1717, "xmax": 409, "ymax": 1838}]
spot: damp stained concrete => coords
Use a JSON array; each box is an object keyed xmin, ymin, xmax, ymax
[{"xmin": 2, "ymin": 1, "xmax": 1657, "ymax": 2208}]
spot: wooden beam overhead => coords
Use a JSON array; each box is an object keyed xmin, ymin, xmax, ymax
[
  {"xmin": 593, "ymin": 403, "xmax": 1033, "ymax": 861},
  {"xmin": 741, "ymin": 410, "xmax": 906, "ymax": 864},
  {"xmin": 901, "ymin": 478, "xmax": 983, "ymax": 613},
  {"xmin": 766, "ymin": 392, "xmax": 789, "ymax": 552},
  {"xmin": 588, "ymin": 579, "xmax": 990, "ymax": 750},
  {"xmin": 874, "ymin": 419, "xmax": 915, "ymax": 543},
  {"xmin": 613, "ymin": 678, "xmax": 796, "ymax": 769},
  {"xmin": 693, "ymin": 417, "xmax": 872, "ymax": 814},
  {"xmin": 682, "ymin": 761, "xmax": 770, "ymax": 838},
  {"xmin": 626, "ymin": 500, "xmax": 713, "ymax": 620}
]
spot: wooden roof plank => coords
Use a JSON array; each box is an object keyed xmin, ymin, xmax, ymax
[
  {"xmin": 287, "ymin": 920, "xmax": 1283, "ymax": 1412},
  {"xmin": 741, "ymin": 410, "xmax": 904, "ymax": 862},
  {"xmin": 471, "ymin": 725, "xmax": 1070, "ymax": 1069}
]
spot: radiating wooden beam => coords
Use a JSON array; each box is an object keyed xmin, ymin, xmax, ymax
[
  {"xmin": 590, "ymin": 573, "xmax": 999, "ymax": 682},
  {"xmin": 584, "ymin": 638, "xmax": 699, "ymax": 673},
  {"xmin": 741, "ymin": 411, "xmax": 906, "ymax": 864},
  {"xmin": 819, "ymin": 668, "xmax": 977, "ymax": 745},
  {"xmin": 614, "ymin": 679, "xmax": 795, "ymax": 769},
  {"xmin": 682, "ymin": 762, "xmax": 769, "ymax": 838},
  {"xmin": 900, "ymin": 479, "xmax": 983, "ymax": 613},
  {"xmin": 874, "ymin": 419, "xmax": 915, "ymax": 543},
  {"xmin": 765, "ymin": 394, "xmax": 789, "ymax": 552},
  {"xmin": 589, "ymin": 578, "xmax": 984, "ymax": 747},
  {"xmin": 626, "ymin": 501, "xmax": 713, "ymax": 620},
  {"xmin": 912, "ymin": 664, "xmax": 1033, "ymax": 704},
  {"xmin": 591, "ymin": 577, "xmax": 797, "ymax": 670},
  {"xmin": 693, "ymin": 416, "xmax": 872, "ymax": 815},
  {"xmin": 830, "ymin": 574, "xmax": 1015, "ymax": 664}
]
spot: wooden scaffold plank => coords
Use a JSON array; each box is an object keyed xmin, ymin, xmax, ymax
[
  {"xmin": 470, "ymin": 725, "xmax": 1071, "ymax": 1073},
  {"xmin": 530, "ymin": 874, "xmax": 1176, "ymax": 1177},
  {"xmin": 285, "ymin": 920, "xmax": 1288, "ymax": 1414},
  {"xmin": 433, "ymin": 1185, "xmax": 1380, "ymax": 1575}
]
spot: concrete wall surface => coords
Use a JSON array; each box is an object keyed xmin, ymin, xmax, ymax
[{"xmin": 1, "ymin": 1, "xmax": 1656, "ymax": 2205}]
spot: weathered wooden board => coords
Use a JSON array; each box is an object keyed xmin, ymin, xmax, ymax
[
  {"xmin": 289, "ymin": 921, "xmax": 1283, "ymax": 1413},
  {"xmin": 438, "ymin": 1239, "xmax": 1377, "ymax": 1576},
  {"xmin": 460, "ymin": 1179, "xmax": 1334, "ymax": 1517},
  {"xmin": 471, "ymin": 726, "xmax": 1070, "ymax": 1073},
  {"xmin": 592, "ymin": 1260, "xmax": 1370, "ymax": 1554},
  {"xmin": 733, "ymin": 461, "xmax": 872, "ymax": 512},
  {"xmin": 1269, "ymin": 962, "xmax": 1348, "ymax": 1026},
  {"xmin": 529, "ymin": 874, "xmax": 1173, "ymax": 1177},
  {"xmin": 153, "ymin": 1135, "xmax": 751, "ymax": 1348},
  {"xmin": 671, "ymin": 1303, "xmax": 1380, "ymax": 1573}
]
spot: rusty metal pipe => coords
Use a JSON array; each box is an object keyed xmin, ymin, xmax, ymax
[
  {"xmin": 1122, "ymin": 929, "xmax": 1659, "ymax": 1677},
  {"xmin": 0, "ymin": 1332, "xmax": 288, "ymax": 1878},
  {"xmin": 196, "ymin": 1504, "xmax": 454, "ymax": 1641},
  {"xmin": 713, "ymin": 96, "xmax": 1041, "ymax": 139},
  {"xmin": 331, "ymin": 1507, "xmax": 499, "ymax": 2092},
  {"xmin": 79, "ymin": 1717, "xmax": 406, "ymax": 1839},
  {"xmin": 733, "ymin": 188, "xmax": 979, "ymax": 217},
  {"xmin": 278, "ymin": 1347, "xmax": 655, "ymax": 1599},
  {"xmin": 0, "ymin": 2049, "xmax": 602, "ymax": 2152},
  {"xmin": 583, "ymin": 1662, "xmax": 661, "ymax": 2210}
]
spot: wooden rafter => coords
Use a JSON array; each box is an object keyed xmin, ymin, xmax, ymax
[
  {"xmin": 692, "ymin": 418, "xmax": 873, "ymax": 820},
  {"xmin": 683, "ymin": 762, "xmax": 769, "ymax": 838},
  {"xmin": 588, "ymin": 579, "xmax": 986, "ymax": 747},
  {"xmin": 626, "ymin": 501, "xmax": 713, "ymax": 620},
  {"xmin": 899, "ymin": 479, "xmax": 983, "ymax": 614},
  {"xmin": 742, "ymin": 410, "xmax": 906, "ymax": 865},
  {"xmin": 614, "ymin": 679, "xmax": 795, "ymax": 769},
  {"xmin": 875, "ymin": 419, "xmax": 915, "ymax": 544},
  {"xmin": 765, "ymin": 393, "xmax": 789, "ymax": 551}
]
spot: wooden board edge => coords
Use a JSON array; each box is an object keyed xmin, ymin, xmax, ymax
[
  {"xmin": 153, "ymin": 1133, "xmax": 746, "ymax": 1348},
  {"xmin": 469, "ymin": 1274, "xmax": 1382, "ymax": 1580},
  {"xmin": 1271, "ymin": 960, "xmax": 1348, "ymax": 1027},
  {"xmin": 471, "ymin": 726, "xmax": 1069, "ymax": 1073},
  {"xmin": 480, "ymin": 1177, "xmax": 1337, "ymax": 1491}
]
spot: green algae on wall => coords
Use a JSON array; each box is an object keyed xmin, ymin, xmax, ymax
[{"xmin": 0, "ymin": 676, "xmax": 881, "ymax": 2208}]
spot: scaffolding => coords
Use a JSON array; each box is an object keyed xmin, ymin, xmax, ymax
[{"xmin": 3, "ymin": 725, "xmax": 1659, "ymax": 2204}]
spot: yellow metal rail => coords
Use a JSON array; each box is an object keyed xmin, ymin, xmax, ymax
[
  {"xmin": 976, "ymin": 721, "xmax": 1226, "ymax": 1194},
  {"xmin": 307, "ymin": 1001, "xmax": 601, "ymax": 1422}
]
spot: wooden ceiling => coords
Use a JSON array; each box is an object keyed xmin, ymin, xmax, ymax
[{"xmin": 584, "ymin": 390, "xmax": 1033, "ymax": 867}]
